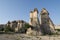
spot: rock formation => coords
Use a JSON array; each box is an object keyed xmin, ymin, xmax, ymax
[
  {"xmin": 28, "ymin": 8, "xmax": 41, "ymax": 35},
  {"xmin": 40, "ymin": 8, "xmax": 55, "ymax": 34},
  {"xmin": 27, "ymin": 8, "xmax": 55, "ymax": 35},
  {"xmin": 6, "ymin": 20, "xmax": 28, "ymax": 32}
]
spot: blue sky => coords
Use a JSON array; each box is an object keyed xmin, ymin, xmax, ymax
[{"xmin": 0, "ymin": 0, "xmax": 60, "ymax": 25}]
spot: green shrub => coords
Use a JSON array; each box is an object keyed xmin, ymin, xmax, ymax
[
  {"xmin": 24, "ymin": 23, "xmax": 30, "ymax": 29},
  {"xmin": 19, "ymin": 23, "xmax": 30, "ymax": 33},
  {"xmin": 56, "ymin": 29, "xmax": 60, "ymax": 31},
  {"xmin": 4, "ymin": 25, "xmax": 12, "ymax": 32}
]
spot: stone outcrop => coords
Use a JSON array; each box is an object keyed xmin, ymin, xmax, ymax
[
  {"xmin": 29, "ymin": 8, "xmax": 41, "ymax": 35},
  {"xmin": 6, "ymin": 20, "xmax": 28, "ymax": 32},
  {"xmin": 29, "ymin": 8, "xmax": 40, "ymax": 27},
  {"xmin": 28, "ymin": 8, "xmax": 55, "ymax": 35},
  {"xmin": 40, "ymin": 8, "xmax": 55, "ymax": 34}
]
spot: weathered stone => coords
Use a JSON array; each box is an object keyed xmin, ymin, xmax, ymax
[
  {"xmin": 6, "ymin": 20, "xmax": 28, "ymax": 32},
  {"xmin": 40, "ymin": 8, "xmax": 55, "ymax": 34},
  {"xmin": 26, "ymin": 28, "xmax": 33, "ymax": 35},
  {"xmin": 29, "ymin": 8, "xmax": 41, "ymax": 35}
]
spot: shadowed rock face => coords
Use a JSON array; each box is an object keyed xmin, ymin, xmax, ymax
[{"xmin": 40, "ymin": 8, "xmax": 55, "ymax": 35}]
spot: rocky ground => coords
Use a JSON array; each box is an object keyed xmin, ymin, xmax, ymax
[{"xmin": 0, "ymin": 34, "xmax": 60, "ymax": 40}]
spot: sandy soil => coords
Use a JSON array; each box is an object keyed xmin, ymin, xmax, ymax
[{"xmin": 0, "ymin": 34, "xmax": 60, "ymax": 40}]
